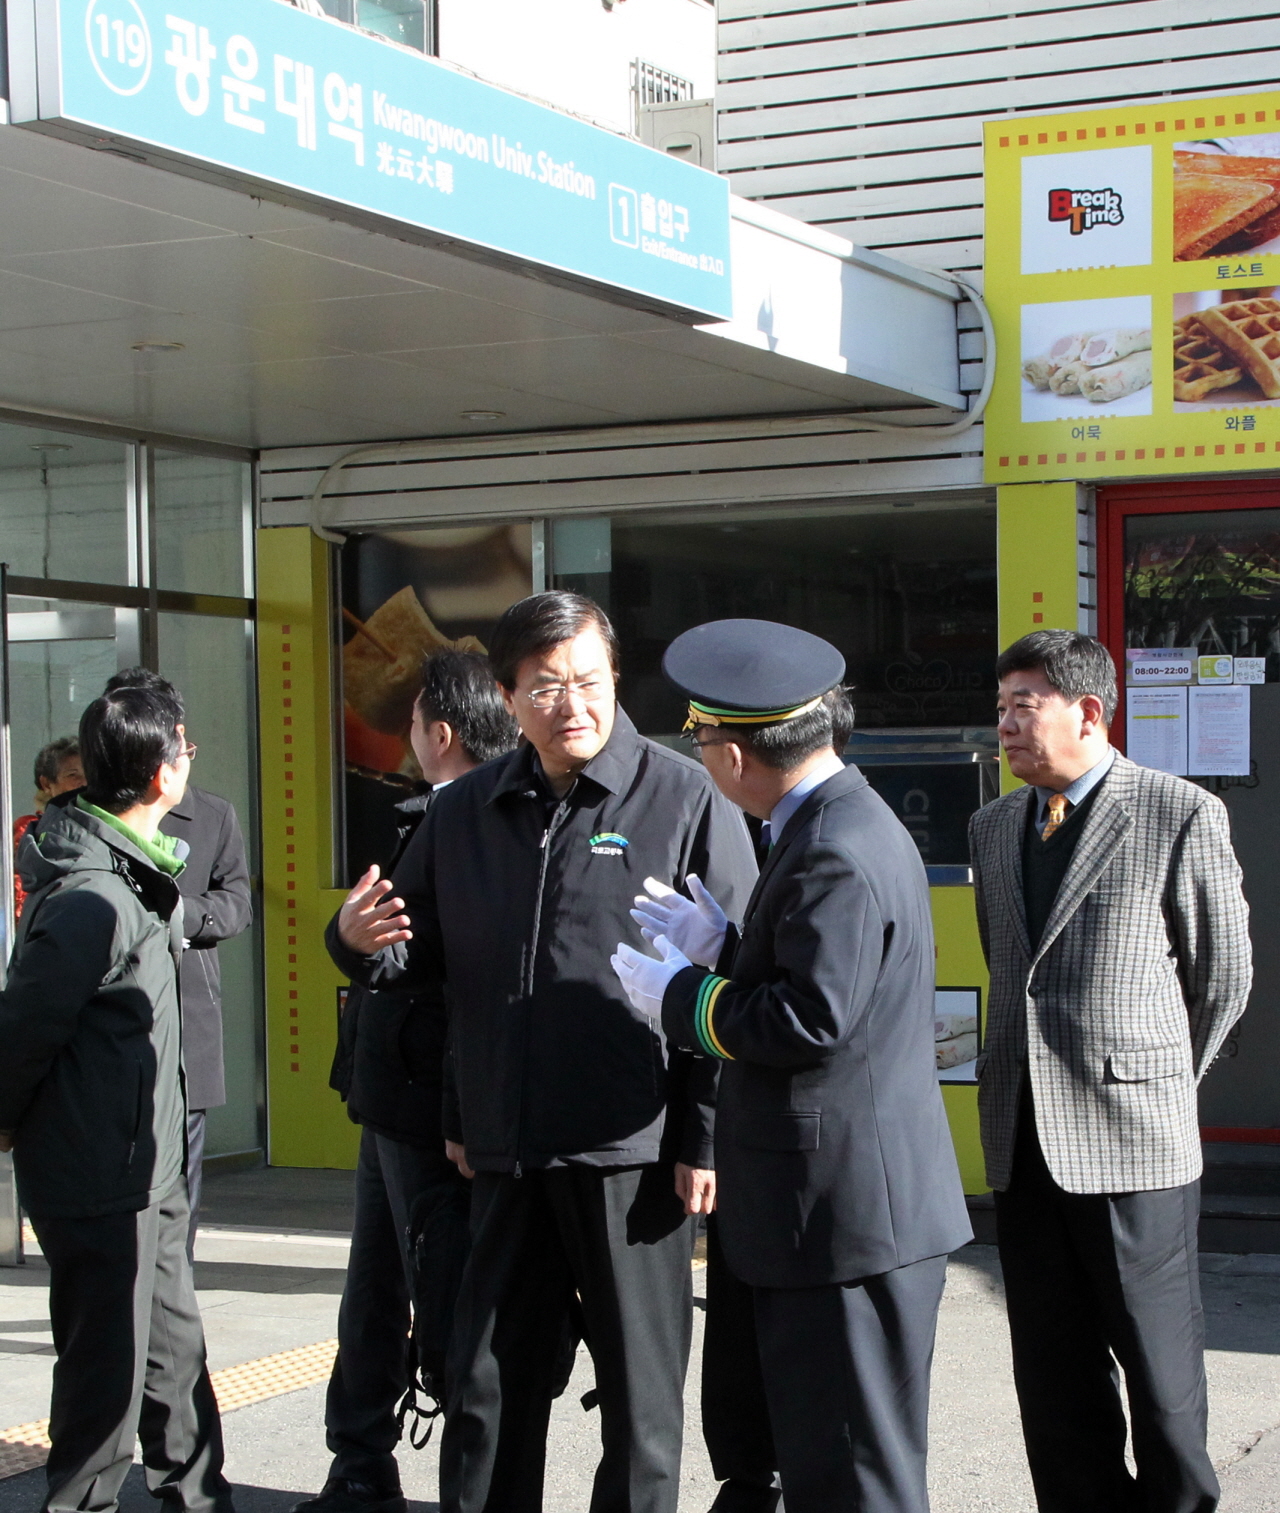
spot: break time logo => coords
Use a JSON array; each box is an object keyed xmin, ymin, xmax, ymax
[
  {"xmin": 1047, "ymin": 187, "xmax": 1124, "ymax": 235},
  {"xmin": 588, "ymin": 832, "xmax": 629, "ymax": 857}
]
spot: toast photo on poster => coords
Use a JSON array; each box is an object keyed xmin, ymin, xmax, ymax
[{"xmin": 1174, "ymin": 134, "xmax": 1280, "ymax": 262}]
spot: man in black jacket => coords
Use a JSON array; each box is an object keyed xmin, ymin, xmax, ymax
[
  {"xmin": 104, "ymin": 670, "xmax": 253, "ymax": 1257},
  {"xmin": 0, "ymin": 683, "xmax": 232, "ymax": 1513},
  {"xmin": 330, "ymin": 592, "xmax": 756, "ymax": 1513},
  {"xmin": 617, "ymin": 619, "xmax": 972, "ymax": 1513},
  {"xmin": 301, "ymin": 651, "xmax": 518, "ymax": 1513}
]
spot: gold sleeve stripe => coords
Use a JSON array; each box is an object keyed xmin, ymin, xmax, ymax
[{"xmin": 697, "ymin": 975, "xmax": 734, "ymax": 1060}]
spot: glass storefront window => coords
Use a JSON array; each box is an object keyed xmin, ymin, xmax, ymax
[
  {"xmin": 1125, "ymin": 507, "xmax": 1280, "ymax": 669},
  {"xmin": 316, "ymin": 0, "xmax": 429, "ymax": 51},
  {"xmin": 339, "ymin": 523, "xmax": 534, "ymax": 880},
  {"xmin": 158, "ymin": 611, "xmax": 262, "ymax": 1156},
  {"xmin": 0, "ymin": 423, "xmax": 129, "ymax": 585},
  {"xmin": 552, "ymin": 503, "xmax": 999, "ymax": 739},
  {"xmin": 154, "ymin": 450, "xmax": 250, "ymax": 598},
  {"xmin": 7, "ymin": 608, "xmax": 118, "ymax": 827}
]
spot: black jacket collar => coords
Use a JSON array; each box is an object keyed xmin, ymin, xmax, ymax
[
  {"xmin": 164, "ymin": 784, "xmax": 200, "ymax": 823},
  {"xmin": 488, "ymin": 706, "xmax": 642, "ymax": 804}
]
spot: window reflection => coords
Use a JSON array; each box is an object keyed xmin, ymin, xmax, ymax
[
  {"xmin": 553, "ymin": 504, "xmax": 999, "ymax": 738},
  {"xmin": 1125, "ymin": 508, "xmax": 1280, "ymax": 672}
]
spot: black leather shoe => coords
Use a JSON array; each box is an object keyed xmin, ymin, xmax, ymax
[
  {"xmin": 707, "ymin": 1480, "xmax": 783, "ymax": 1513},
  {"xmin": 291, "ymin": 1479, "xmax": 407, "ymax": 1513}
]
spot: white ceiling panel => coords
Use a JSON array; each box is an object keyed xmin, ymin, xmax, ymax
[{"xmin": 0, "ymin": 121, "xmax": 959, "ymax": 450}]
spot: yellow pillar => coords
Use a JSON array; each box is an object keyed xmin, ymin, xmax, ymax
[
  {"xmin": 997, "ymin": 481, "xmax": 1082, "ymax": 789},
  {"xmin": 258, "ymin": 527, "xmax": 358, "ymax": 1168},
  {"xmin": 930, "ymin": 483, "xmax": 1082, "ymax": 1192}
]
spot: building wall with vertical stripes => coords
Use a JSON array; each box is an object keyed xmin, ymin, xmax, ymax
[{"xmin": 717, "ymin": 0, "xmax": 1280, "ymax": 442}]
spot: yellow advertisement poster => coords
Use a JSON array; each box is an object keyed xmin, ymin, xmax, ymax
[{"xmin": 984, "ymin": 90, "xmax": 1280, "ymax": 483}]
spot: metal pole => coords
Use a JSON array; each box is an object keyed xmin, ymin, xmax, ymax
[{"xmin": 0, "ymin": 563, "xmax": 24, "ymax": 1265}]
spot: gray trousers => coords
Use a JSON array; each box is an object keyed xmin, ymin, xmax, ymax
[
  {"xmin": 32, "ymin": 1178, "xmax": 231, "ymax": 1513},
  {"xmin": 753, "ymin": 1254, "xmax": 948, "ymax": 1513},
  {"xmin": 186, "ymin": 1108, "xmax": 206, "ymax": 1263}
]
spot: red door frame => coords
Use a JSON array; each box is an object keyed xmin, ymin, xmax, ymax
[
  {"xmin": 1097, "ymin": 477, "xmax": 1280, "ymax": 747},
  {"xmin": 1098, "ymin": 478, "xmax": 1280, "ymax": 1143}
]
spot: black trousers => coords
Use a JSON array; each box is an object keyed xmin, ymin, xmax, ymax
[
  {"xmin": 701, "ymin": 1216, "xmax": 778, "ymax": 1490},
  {"xmin": 994, "ymin": 1113, "xmax": 1218, "ymax": 1513},
  {"xmin": 440, "ymin": 1164, "xmax": 694, "ymax": 1513},
  {"xmin": 326, "ymin": 1127, "xmax": 467, "ymax": 1487},
  {"xmin": 32, "ymin": 1178, "xmax": 231, "ymax": 1513},
  {"xmin": 186, "ymin": 1108, "xmax": 206, "ymax": 1263},
  {"xmin": 753, "ymin": 1253, "xmax": 947, "ymax": 1513}
]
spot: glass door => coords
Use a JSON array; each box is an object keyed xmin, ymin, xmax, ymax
[
  {"xmin": 0, "ymin": 574, "xmax": 129, "ymax": 1263},
  {"xmin": 1100, "ymin": 481, "xmax": 1280, "ymax": 1132}
]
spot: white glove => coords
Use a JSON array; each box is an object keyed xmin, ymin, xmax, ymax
[
  {"xmin": 630, "ymin": 875, "xmax": 728, "ymax": 969},
  {"xmin": 611, "ymin": 935, "xmax": 691, "ymax": 1018}
]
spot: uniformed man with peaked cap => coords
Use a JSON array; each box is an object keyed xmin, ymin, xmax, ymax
[{"xmin": 614, "ymin": 619, "xmax": 972, "ymax": 1513}]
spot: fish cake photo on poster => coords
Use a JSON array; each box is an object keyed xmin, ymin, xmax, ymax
[{"xmin": 1021, "ymin": 295, "xmax": 1153, "ymax": 421}]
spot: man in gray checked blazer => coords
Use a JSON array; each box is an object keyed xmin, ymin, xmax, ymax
[{"xmin": 969, "ymin": 629, "xmax": 1251, "ymax": 1513}]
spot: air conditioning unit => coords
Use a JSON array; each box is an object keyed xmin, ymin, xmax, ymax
[{"xmin": 638, "ymin": 98, "xmax": 716, "ymax": 172}]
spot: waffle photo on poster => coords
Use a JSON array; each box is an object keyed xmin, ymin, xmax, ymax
[
  {"xmin": 1021, "ymin": 295, "xmax": 1153, "ymax": 422},
  {"xmin": 1173, "ymin": 288, "xmax": 1280, "ymax": 411}
]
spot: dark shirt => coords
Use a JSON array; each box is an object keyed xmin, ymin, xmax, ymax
[{"xmin": 1021, "ymin": 778, "xmax": 1107, "ymax": 953}]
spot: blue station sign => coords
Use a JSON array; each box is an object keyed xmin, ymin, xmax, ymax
[{"xmin": 7, "ymin": 0, "xmax": 733, "ymax": 321}]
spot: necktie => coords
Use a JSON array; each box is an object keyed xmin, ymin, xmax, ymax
[{"xmin": 1042, "ymin": 792, "xmax": 1068, "ymax": 840}]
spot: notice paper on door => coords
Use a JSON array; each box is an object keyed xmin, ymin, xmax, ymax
[
  {"xmin": 1126, "ymin": 686, "xmax": 1187, "ymax": 776},
  {"xmin": 1188, "ymin": 685, "xmax": 1251, "ymax": 777}
]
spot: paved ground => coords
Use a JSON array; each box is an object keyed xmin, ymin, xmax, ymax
[{"xmin": 1, "ymin": 1167, "xmax": 1279, "ymax": 1512}]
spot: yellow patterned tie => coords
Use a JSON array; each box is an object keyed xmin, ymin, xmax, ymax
[{"xmin": 1042, "ymin": 792, "xmax": 1068, "ymax": 840}]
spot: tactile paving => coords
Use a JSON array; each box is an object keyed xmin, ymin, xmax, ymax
[{"xmin": 0, "ymin": 1338, "xmax": 339, "ymax": 1480}]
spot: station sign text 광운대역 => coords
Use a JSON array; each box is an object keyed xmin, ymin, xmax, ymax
[{"xmin": 7, "ymin": 0, "xmax": 733, "ymax": 321}]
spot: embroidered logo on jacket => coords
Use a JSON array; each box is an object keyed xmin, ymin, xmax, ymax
[{"xmin": 588, "ymin": 832, "xmax": 629, "ymax": 856}]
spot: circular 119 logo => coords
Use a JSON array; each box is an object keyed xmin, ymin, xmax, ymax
[{"xmin": 85, "ymin": 0, "xmax": 153, "ymax": 96}]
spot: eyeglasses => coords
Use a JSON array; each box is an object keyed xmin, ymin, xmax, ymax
[
  {"xmin": 179, "ymin": 741, "xmax": 197, "ymax": 761},
  {"xmin": 519, "ymin": 678, "xmax": 609, "ymax": 710}
]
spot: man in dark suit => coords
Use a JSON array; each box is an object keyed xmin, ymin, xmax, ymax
[
  {"xmin": 615, "ymin": 618, "xmax": 971, "ymax": 1513},
  {"xmin": 969, "ymin": 630, "xmax": 1251, "ymax": 1513},
  {"xmin": 104, "ymin": 671, "xmax": 252, "ymax": 1257}
]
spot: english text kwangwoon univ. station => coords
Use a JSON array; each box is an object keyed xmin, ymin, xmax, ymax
[{"xmin": 2, "ymin": 0, "xmax": 1279, "ymax": 1257}]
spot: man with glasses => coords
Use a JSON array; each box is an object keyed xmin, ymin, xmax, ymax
[
  {"xmin": 105, "ymin": 669, "xmax": 252, "ymax": 1259},
  {"xmin": 0, "ymin": 681, "xmax": 232, "ymax": 1513},
  {"xmin": 329, "ymin": 591, "xmax": 756, "ymax": 1513}
]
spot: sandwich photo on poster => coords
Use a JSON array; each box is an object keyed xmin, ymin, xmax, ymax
[
  {"xmin": 1021, "ymin": 295, "xmax": 1153, "ymax": 420},
  {"xmin": 1173, "ymin": 287, "xmax": 1280, "ymax": 410},
  {"xmin": 1174, "ymin": 134, "xmax": 1280, "ymax": 264}
]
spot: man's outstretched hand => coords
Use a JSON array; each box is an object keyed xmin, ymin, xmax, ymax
[{"xmin": 337, "ymin": 865, "xmax": 413, "ymax": 955}]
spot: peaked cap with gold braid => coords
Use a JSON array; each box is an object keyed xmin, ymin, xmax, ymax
[{"xmin": 662, "ymin": 619, "xmax": 846, "ymax": 733}]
